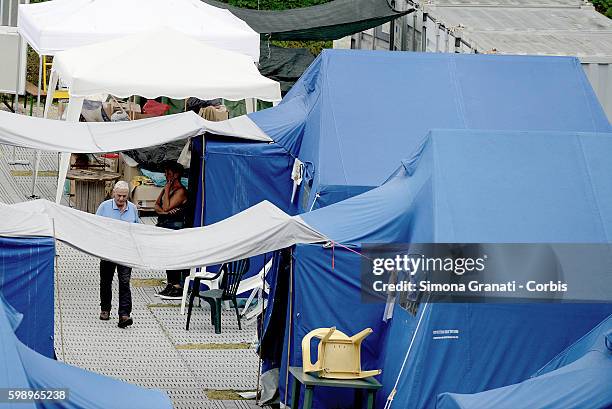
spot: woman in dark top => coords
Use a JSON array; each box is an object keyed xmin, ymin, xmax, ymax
[{"xmin": 155, "ymin": 161, "xmax": 189, "ymax": 299}]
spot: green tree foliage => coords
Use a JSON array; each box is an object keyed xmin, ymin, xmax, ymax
[{"xmin": 591, "ymin": 0, "xmax": 612, "ymax": 18}]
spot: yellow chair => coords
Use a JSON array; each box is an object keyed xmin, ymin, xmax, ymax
[{"xmin": 302, "ymin": 327, "xmax": 382, "ymax": 379}]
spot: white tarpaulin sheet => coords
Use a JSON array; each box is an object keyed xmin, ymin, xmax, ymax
[
  {"xmin": 0, "ymin": 203, "xmax": 53, "ymax": 238},
  {"xmin": 1, "ymin": 200, "xmax": 325, "ymax": 270},
  {"xmin": 51, "ymin": 27, "xmax": 280, "ymax": 101},
  {"xmin": 18, "ymin": 0, "xmax": 260, "ymax": 61},
  {"xmin": 0, "ymin": 110, "xmax": 270, "ymax": 152}
]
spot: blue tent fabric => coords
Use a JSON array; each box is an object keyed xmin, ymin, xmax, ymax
[
  {"xmin": 436, "ymin": 314, "xmax": 612, "ymax": 409},
  {"xmin": 200, "ymin": 139, "xmax": 296, "ymax": 280},
  {"xmin": 534, "ymin": 313, "xmax": 612, "ymax": 377},
  {"xmin": 302, "ymin": 130, "xmax": 612, "ymax": 245},
  {"xmin": 204, "ymin": 139, "xmax": 297, "ymax": 224},
  {"xmin": 0, "ymin": 297, "xmax": 173, "ymax": 409},
  {"xmin": 0, "ymin": 295, "xmax": 35, "ymax": 409},
  {"xmin": 249, "ymin": 50, "xmax": 611, "ymax": 211},
  {"xmin": 273, "ymin": 130, "xmax": 612, "ymax": 408},
  {"xmin": 381, "ymin": 303, "xmax": 612, "ymax": 409},
  {"xmin": 279, "ymin": 245, "xmax": 388, "ymax": 409},
  {"xmin": 0, "ymin": 236, "xmax": 55, "ymax": 358}
]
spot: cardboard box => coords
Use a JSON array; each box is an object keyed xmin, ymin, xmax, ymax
[
  {"xmin": 118, "ymin": 153, "xmax": 141, "ymax": 191},
  {"xmin": 131, "ymin": 184, "xmax": 162, "ymax": 212}
]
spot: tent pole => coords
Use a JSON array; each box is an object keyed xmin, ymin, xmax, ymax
[
  {"xmin": 30, "ymin": 70, "xmax": 60, "ymax": 198},
  {"xmin": 383, "ymin": 300, "xmax": 430, "ymax": 409},
  {"xmin": 9, "ymin": 31, "xmax": 29, "ymax": 165},
  {"xmin": 255, "ymin": 252, "xmax": 267, "ymax": 405},
  {"xmin": 55, "ymin": 96, "xmax": 84, "ymax": 204},
  {"xmin": 283, "ymin": 248, "xmax": 293, "ymax": 407},
  {"xmin": 29, "ymin": 150, "xmax": 42, "ymax": 198},
  {"xmin": 12, "ymin": 27, "xmax": 21, "ymax": 109},
  {"xmin": 52, "ymin": 218, "xmax": 67, "ymax": 361},
  {"xmin": 200, "ymin": 136, "xmax": 205, "ymax": 227},
  {"xmin": 36, "ymin": 54, "xmax": 42, "ymax": 116}
]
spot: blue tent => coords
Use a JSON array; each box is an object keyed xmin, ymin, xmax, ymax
[
  {"xmin": 196, "ymin": 50, "xmax": 611, "ymax": 281},
  {"xmin": 436, "ymin": 314, "xmax": 612, "ymax": 409},
  {"xmin": 198, "ymin": 50, "xmax": 611, "ymax": 228},
  {"xmin": 268, "ymin": 129, "xmax": 612, "ymax": 408},
  {"xmin": 0, "ymin": 287, "xmax": 173, "ymax": 409},
  {"xmin": 0, "ymin": 236, "xmax": 55, "ymax": 358},
  {"xmin": 247, "ymin": 50, "xmax": 611, "ymax": 212}
]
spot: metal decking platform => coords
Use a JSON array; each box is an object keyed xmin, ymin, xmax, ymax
[{"xmin": 0, "ymin": 142, "xmax": 262, "ymax": 409}]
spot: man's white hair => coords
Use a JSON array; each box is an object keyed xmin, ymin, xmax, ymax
[{"xmin": 113, "ymin": 180, "xmax": 129, "ymax": 192}]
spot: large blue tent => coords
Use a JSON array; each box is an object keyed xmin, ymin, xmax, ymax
[
  {"xmin": 0, "ymin": 295, "xmax": 173, "ymax": 409},
  {"xmin": 196, "ymin": 50, "xmax": 612, "ymax": 282},
  {"xmin": 263, "ymin": 51, "xmax": 611, "ymax": 210},
  {"xmin": 436, "ymin": 314, "xmax": 612, "ymax": 409},
  {"xmin": 198, "ymin": 50, "xmax": 611, "ymax": 226},
  {"xmin": 0, "ymin": 236, "xmax": 55, "ymax": 358},
  {"xmin": 266, "ymin": 129, "xmax": 612, "ymax": 408},
  {"xmin": 191, "ymin": 50, "xmax": 612, "ymax": 408}
]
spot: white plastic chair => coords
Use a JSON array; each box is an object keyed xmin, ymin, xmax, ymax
[
  {"xmin": 237, "ymin": 258, "xmax": 273, "ymax": 318},
  {"xmin": 180, "ymin": 267, "xmax": 222, "ymax": 315},
  {"xmin": 179, "ymin": 257, "xmax": 273, "ymax": 316}
]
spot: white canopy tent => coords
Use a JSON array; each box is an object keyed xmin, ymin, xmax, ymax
[
  {"xmin": 37, "ymin": 27, "xmax": 281, "ymax": 203},
  {"xmin": 50, "ymin": 27, "xmax": 279, "ymax": 101},
  {"xmin": 18, "ymin": 0, "xmax": 260, "ymax": 61},
  {"xmin": 0, "ymin": 200, "xmax": 325, "ymax": 270},
  {"xmin": 15, "ymin": 0, "xmax": 261, "ymax": 137}
]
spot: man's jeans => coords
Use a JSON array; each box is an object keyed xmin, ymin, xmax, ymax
[{"xmin": 100, "ymin": 260, "xmax": 132, "ymax": 316}]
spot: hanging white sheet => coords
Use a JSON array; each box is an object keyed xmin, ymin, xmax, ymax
[
  {"xmin": 0, "ymin": 110, "xmax": 271, "ymax": 153},
  {"xmin": 1, "ymin": 200, "xmax": 325, "ymax": 270}
]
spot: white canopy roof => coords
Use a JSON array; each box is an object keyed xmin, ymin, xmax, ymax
[
  {"xmin": 51, "ymin": 27, "xmax": 280, "ymax": 101},
  {"xmin": 18, "ymin": 0, "xmax": 260, "ymax": 61},
  {"xmin": 0, "ymin": 110, "xmax": 270, "ymax": 152},
  {"xmin": 1, "ymin": 200, "xmax": 325, "ymax": 270}
]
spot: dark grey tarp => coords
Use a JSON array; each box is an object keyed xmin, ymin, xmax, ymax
[
  {"xmin": 258, "ymin": 43, "xmax": 315, "ymax": 94},
  {"xmin": 202, "ymin": 0, "xmax": 412, "ymax": 40}
]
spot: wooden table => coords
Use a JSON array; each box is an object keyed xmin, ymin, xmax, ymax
[
  {"xmin": 289, "ymin": 366, "xmax": 382, "ymax": 409},
  {"xmin": 66, "ymin": 169, "xmax": 120, "ymax": 213}
]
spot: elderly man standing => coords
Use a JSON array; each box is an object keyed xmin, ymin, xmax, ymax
[{"xmin": 95, "ymin": 180, "xmax": 139, "ymax": 328}]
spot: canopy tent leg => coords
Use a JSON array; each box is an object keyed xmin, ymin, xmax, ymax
[
  {"xmin": 29, "ymin": 151, "xmax": 42, "ymax": 199},
  {"xmin": 55, "ymin": 152, "xmax": 71, "ymax": 204},
  {"xmin": 31, "ymin": 71, "xmax": 60, "ymax": 198},
  {"xmin": 43, "ymin": 71, "xmax": 59, "ymax": 119},
  {"xmin": 36, "ymin": 54, "xmax": 43, "ymax": 116},
  {"xmin": 12, "ymin": 29, "xmax": 21, "ymax": 109},
  {"xmin": 55, "ymin": 96, "xmax": 85, "ymax": 204},
  {"xmin": 8, "ymin": 33, "xmax": 29, "ymax": 166}
]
